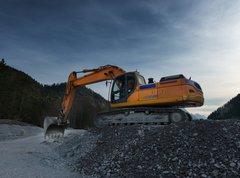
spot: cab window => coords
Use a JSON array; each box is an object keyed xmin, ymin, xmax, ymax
[
  {"xmin": 112, "ymin": 75, "xmax": 126, "ymax": 101},
  {"xmin": 137, "ymin": 75, "xmax": 146, "ymax": 85}
]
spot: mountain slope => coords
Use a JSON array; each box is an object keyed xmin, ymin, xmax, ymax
[
  {"xmin": 208, "ymin": 94, "xmax": 240, "ymax": 120},
  {"xmin": 0, "ymin": 62, "xmax": 109, "ymax": 127},
  {"xmin": 191, "ymin": 113, "xmax": 207, "ymax": 120},
  {"xmin": 0, "ymin": 62, "xmax": 49, "ymax": 125}
]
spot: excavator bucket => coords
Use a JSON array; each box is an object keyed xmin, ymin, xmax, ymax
[{"xmin": 43, "ymin": 117, "xmax": 65, "ymax": 139}]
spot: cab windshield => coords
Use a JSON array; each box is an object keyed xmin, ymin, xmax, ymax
[{"xmin": 137, "ymin": 74, "xmax": 146, "ymax": 85}]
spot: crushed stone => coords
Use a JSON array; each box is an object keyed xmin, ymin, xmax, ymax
[{"xmin": 62, "ymin": 120, "xmax": 240, "ymax": 177}]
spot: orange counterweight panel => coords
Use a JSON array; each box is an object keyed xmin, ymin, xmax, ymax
[
  {"xmin": 157, "ymin": 81, "xmax": 183, "ymax": 99},
  {"xmin": 182, "ymin": 84, "xmax": 204, "ymax": 106}
]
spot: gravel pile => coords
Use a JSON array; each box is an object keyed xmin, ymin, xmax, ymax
[
  {"xmin": 54, "ymin": 129, "xmax": 99, "ymax": 171},
  {"xmin": 60, "ymin": 120, "xmax": 240, "ymax": 177}
]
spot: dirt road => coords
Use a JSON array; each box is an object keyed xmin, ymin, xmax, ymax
[{"xmin": 0, "ymin": 123, "xmax": 86, "ymax": 178}]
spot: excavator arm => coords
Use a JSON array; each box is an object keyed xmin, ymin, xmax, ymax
[
  {"xmin": 44, "ymin": 65, "xmax": 126, "ymax": 138},
  {"xmin": 62, "ymin": 65, "xmax": 126, "ymax": 122}
]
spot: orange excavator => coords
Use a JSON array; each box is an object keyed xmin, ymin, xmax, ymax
[{"xmin": 44, "ymin": 65, "xmax": 204, "ymax": 138}]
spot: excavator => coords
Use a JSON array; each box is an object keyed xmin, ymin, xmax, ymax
[{"xmin": 44, "ymin": 65, "xmax": 204, "ymax": 138}]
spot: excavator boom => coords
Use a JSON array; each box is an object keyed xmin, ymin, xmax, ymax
[{"xmin": 44, "ymin": 65, "xmax": 126, "ymax": 138}]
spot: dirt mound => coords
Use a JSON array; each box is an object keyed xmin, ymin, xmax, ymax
[
  {"xmin": 0, "ymin": 120, "xmax": 43, "ymax": 141},
  {"xmin": 67, "ymin": 120, "xmax": 240, "ymax": 177}
]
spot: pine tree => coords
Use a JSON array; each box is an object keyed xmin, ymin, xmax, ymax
[
  {"xmin": 208, "ymin": 94, "xmax": 240, "ymax": 120},
  {"xmin": 0, "ymin": 58, "xmax": 5, "ymax": 65}
]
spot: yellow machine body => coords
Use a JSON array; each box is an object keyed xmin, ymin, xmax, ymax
[{"xmin": 110, "ymin": 72, "xmax": 203, "ymax": 108}]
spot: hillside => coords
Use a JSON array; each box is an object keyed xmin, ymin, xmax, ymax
[
  {"xmin": 0, "ymin": 62, "xmax": 109, "ymax": 127},
  {"xmin": 208, "ymin": 94, "xmax": 240, "ymax": 120},
  {"xmin": 0, "ymin": 62, "xmax": 49, "ymax": 125},
  {"xmin": 191, "ymin": 113, "xmax": 207, "ymax": 120}
]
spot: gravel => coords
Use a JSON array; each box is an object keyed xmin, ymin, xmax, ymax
[
  {"xmin": 1, "ymin": 119, "xmax": 240, "ymax": 178},
  {"xmin": 0, "ymin": 124, "xmax": 43, "ymax": 141},
  {"xmin": 63, "ymin": 119, "xmax": 240, "ymax": 177}
]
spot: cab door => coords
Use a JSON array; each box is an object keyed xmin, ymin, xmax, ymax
[{"xmin": 111, "ymin": 73, "xmax": 136, "ymax": 104}]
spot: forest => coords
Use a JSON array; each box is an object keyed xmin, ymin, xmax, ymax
[{"xmin": 0, "ymin": 61, "xmax": 109, "ymax": 127}]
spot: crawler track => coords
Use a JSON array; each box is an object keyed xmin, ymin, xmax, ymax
[{"xmin": 94, "ymin": 107, "xmax": 192, "ymax": 128}]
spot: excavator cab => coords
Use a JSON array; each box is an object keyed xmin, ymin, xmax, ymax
[{"xmin": 111, "ymin": 72, "xmax": 139, "ymax": 104}]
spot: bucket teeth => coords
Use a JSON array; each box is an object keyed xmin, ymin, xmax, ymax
[{"xmin": 44, "ymin": 117, "xmax": 65, "ymax": 139}]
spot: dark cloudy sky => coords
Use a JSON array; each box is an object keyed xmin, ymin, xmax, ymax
[{"xmin": 1, "ymin": 0, "xmax": 240, "ymax": 115}]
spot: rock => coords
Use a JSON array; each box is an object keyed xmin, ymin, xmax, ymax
[
  {"xmin": 222, "ymin": 127, "xmax": 228, "ymax": 131},
  {"xmin": 210, "ymin": 158, "xmax": 215, "ymax": 164},
  {"xmin": 237, "ymin": 162, "xmax": 240, "ymax": 168},
  {"xmin": 230, "ymin": 162, "xmax": 236, "ymax": 167},
  {"xmin": 193, "ymin": 133, "xmax": 198, "ymax": 136},
  {"xmin": 214, "ymin": 163, "xmax": 221, "ymax": 168},
  {"xmin": 212, "ymin": 170, "xmax": 218, "ymax": 176},
  {"xmin": 156, "ymin": 164, "xmax": 162, "ymax": 170},
  {"xmin": 236, "ymin": 141, "xmax": 240, "ymax": 148},
  {"xmin": 163, "ymin": 171, "xmax": 170, "ymax": 174},
  {"xmin": 105, "ymin": 173, "xmax": 110, "ymax": 177},
  {"xmin": 66, "ymin": 152, "xmax": 74, "ymax": 157}
]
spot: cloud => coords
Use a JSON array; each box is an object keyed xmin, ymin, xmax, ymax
[{"xmin": 1, "ymin": 0, "xmax": 240, "ymax": 116}]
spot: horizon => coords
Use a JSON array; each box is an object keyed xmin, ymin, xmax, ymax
[{"xmin": 1, "ymin": 0, "xmax": 240, "ymax": 116}]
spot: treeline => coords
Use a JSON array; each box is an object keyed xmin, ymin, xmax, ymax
[
  {"xmin": 208, "ymin": 94, "xmax": 240, "ymax": 120},
  {"xmin": 0, "ymin": 61, "xmax": 109, "ymax": 128}
]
